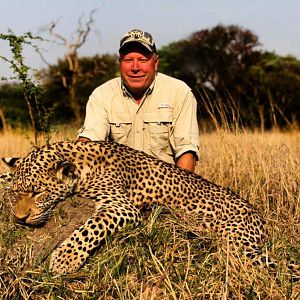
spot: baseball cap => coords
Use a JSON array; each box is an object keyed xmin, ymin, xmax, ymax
[{"xmin": 119, "ymin": 29, "xmax": 157, "ymax": 54}]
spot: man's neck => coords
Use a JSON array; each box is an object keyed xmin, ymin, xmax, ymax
[{"xmin": 122, "ymin": 84, "xmax": 153, "ymax": 104}]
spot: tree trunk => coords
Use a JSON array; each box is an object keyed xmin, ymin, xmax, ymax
[
  {"xmin": 69, "ymin": 70, "xmax": 81, "ymax": 124},
  {"xmin": 0, "ymin": 107, "xmax": 8, "ymax": 133},
  {"xmin": 257, "ymin": 105, "xmax": 264, "ymax": 133}
]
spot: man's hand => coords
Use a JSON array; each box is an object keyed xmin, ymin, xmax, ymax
[
  {"xmin": 176, "ymin": 152, "xmax": 197, "ymax": 172},
  {"xmin": 77, "ymin": 137, "xmax": 91, "ymax": 142}
]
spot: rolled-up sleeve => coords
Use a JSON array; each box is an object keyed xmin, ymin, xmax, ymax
[
  {"xmin": 171, "ymin": 90, "xmax": 200, "ymax": 160},
  {"xmin": 77, "ymin": 88, "xmax": 110, "ymax": 141}
]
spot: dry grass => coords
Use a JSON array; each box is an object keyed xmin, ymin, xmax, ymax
[
  {"xmin": 0, "ymin": 126, "xmax": 76, "ymax": 172},
  {"xmin": 1, "ymin": 127, "xmax": 300, "ymax": 299}
]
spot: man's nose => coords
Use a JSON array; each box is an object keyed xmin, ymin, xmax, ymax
[{"xmin": 131, "ymin": 59, "xmax": 140, "ymax": 71}]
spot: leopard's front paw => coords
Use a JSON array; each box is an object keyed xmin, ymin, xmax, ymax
[{"xmin": 49, "ymin": 243, "xmax": 89, "ymax": 275}]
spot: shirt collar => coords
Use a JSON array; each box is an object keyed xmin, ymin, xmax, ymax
[{"xmin": 121, "ymin": 75, "xmax": 156, "ymax": 98}]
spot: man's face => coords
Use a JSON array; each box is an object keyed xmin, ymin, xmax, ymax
[{"xmin": 119, "ymin": 47, "xmax": 159, "ymax": 98}]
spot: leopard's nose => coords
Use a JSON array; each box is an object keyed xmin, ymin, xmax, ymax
[{"xmin": 14, "ymin": 212, "xmax": 30, "ymax": 224}]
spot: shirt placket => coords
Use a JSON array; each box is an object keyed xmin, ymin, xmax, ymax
[
  {"xmin": 133, "ymin": 107, "xmax": 144, "ymax": 151},
  {"xmin": 122, "ymin": 82, "xmax": 154, "ymax": 152},
  {"xmin": 122, "ymin": 95, "xmax": 142, "ymax": 151}
]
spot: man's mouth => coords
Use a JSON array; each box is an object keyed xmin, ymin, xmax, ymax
[{"xmin": 128, "ymin": 75, "xmax": 145, "ymax": 79}]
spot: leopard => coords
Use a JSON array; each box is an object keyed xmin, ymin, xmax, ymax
[
  {"xmin": 0, "ymin": 171, "xmax": 14, "ymax": 183},
  {"xmin": 1, "ymin": 140, "xmax": 299, "ymax": 277}
]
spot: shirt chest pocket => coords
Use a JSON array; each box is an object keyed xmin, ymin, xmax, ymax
[
  {"xmin": 143, "ymin": 111, "xmax": 173, "ymax": 151},
  {"xmin": 108, "ymin": 113, "xmax": 132, "ymax": 144}
]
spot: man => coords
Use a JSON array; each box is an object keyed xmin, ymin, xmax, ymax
[{"xmin": 78, "ymin": 29, "xmax": 199, "ymax": 171}]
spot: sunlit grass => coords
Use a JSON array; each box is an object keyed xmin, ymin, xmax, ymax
[{"xmin": 0, "ymin": 128, "xmax": 300, "ymax": 299}]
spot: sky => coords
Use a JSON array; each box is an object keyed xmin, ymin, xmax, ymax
[{"xmin": 1, "ymin": 0, "xmax": 300, "ymax": 79}]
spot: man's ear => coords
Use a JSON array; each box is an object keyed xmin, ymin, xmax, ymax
[
  {"xmin": 2, "ymin": 158, "xmax": 21, "ymax": 170},
  {"xmin": 154, "ymin": 54, "xmax": 159, "ymax": 71}
]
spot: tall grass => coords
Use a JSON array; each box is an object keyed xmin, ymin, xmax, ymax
[
  {"xmin": 0, "ymin": 125, "xmax": 76, "ymax": 168},
  {"xmin": 0, "ymin": 127, "xmax": 300, "ymax": 299}
]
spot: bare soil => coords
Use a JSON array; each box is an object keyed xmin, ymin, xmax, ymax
[{"xmin": 0, "ymin": 187, "xmax": 95, "ymax": 272}]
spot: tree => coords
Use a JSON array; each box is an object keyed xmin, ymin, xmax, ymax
[
  {"xmin": 0, "ymin": 83, "xmax": 25, "ymax": 130},
  {"xmin": 45, "ymin": 9, "xmax": 98, "ymax": 124},
  {"xmin": 0, "ymin": 31, "xmax": 49, "ymax": 143},
  {"xmin": 159, "ymin": 25, "xmax": 263, "ymax": 128},
  {"xmin": 249, "ymin": 52, "xmax": 300, "ymax": 129},
  {"xmin": 160, "ymin": 25, "xmax": 260, "ymax": 88},
  {"xmin": 159, "ymin": 24, "xmax": 300, "ymax": 129},
  {"xmin": 39, "ymin": 54, "xmax": 118, "ymax": 123}
]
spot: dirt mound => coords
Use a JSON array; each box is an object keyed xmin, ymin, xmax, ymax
[{"xmin": 0, "ymin": 187, "xmax": 95, "ymax": 271}]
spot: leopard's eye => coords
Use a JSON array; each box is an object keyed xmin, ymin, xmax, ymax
[{"xmin": 31, "ymin": 191, "xmax": 40, "ymax": 197}]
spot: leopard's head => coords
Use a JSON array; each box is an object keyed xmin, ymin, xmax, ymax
[{"xmin": 2, "ymin": 147, "xmax": 78, "ymax": 226}]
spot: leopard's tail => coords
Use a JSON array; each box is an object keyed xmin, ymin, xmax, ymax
[{"xmin": 247, "ymin": 247, "xmax": 300, "ymax": 281}]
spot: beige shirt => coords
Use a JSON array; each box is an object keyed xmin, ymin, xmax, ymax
[{"xmin": 78, "ymin": 72, "xmax": 200, "ymax": 164}]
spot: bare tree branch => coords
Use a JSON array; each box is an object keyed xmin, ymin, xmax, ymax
[
  {"xmin": 45, "ymin": 9, "xmax": 98, "ymax": 123},
  {"xmin": 48, "ymin": 20, "xmax": 69, "ymax": 46},
  {"xmin": 76, "ymin": 9, "xmax": 97, "ymax": 49},
  {"xmin": 34, "ymin": 47, "xmax": 52, "ymax": 67}
]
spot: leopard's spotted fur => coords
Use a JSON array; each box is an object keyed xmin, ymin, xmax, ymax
[{"xmin": 1, "ymin": 141, "xmax": 299, "ymax": 278}]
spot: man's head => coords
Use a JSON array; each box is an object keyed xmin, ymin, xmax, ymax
[{"xmin": 119, "ymin": 29, "xmax": 159, "ymax": 100}]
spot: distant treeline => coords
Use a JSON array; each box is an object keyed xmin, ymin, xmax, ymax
[{"xmin": 0, "ymin": 24, "xmax": 299, "ymax": 131}]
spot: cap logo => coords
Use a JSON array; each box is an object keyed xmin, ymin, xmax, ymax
[{"xmin": 120, "ymin": 29, "xmax": 156, "ymax": 53}]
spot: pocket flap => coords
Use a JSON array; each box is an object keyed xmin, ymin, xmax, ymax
[
  {"xmin": 108, "ymin": 113, "xmax": 132, "ymax": 126},
  {"xmin": 144, "ymin": 112, "xmax": 172, "ymax": 123}
]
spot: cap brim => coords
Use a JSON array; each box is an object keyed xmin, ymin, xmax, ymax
[{"xmin": 119, "ymin": 40, "xmax": 154, "ymax": 53}]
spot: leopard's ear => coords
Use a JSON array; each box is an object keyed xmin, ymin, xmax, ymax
[
  {"xmin": 55, "ymin": 161, "xmax": 78, "ymax": 183},
  {"xmin": 1, "ymin": 158, "xmax": 21, "ymax": 170}
]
